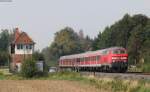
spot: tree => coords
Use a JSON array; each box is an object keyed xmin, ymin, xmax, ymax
[
  {"xmin": 92, "ymin": 32, "xmax": 102, "ymax": 50},
  {"xmin": 0, "ymin": 29, "xmax": 10, "ymax": 51},
  {"xmin": 79, "ymin": 34, "xmax": 93, "ymax": 51},
  {"xmin": 78, "ymin": 29, "xmax": 84, "ymax": 39},
  {"xmin": 44, "ymin": 27, "xmax": 82, "ymax": 66},
  {"xmin": 0, "ymin": 51, "xmax": 9, "ymax": 66},
  {"xmin": 42, "ymin": 27, "xmax": 93, "ymax": 66},
  {"xmin": 21, "ymin": 58, "xmax": 38, "ymax": 78},
  {"xmin": 54, "ymin": 27, "xmax": 81, "ymax": 55},
  {"xmin": 128, "ymin": 25, "xmax": 144, "ymax": 64},
  {"xmin": 32, "ymin": 51, "xmax": 44, "ymax": 61},
  {"xmin": 93, "ymin": 27, "xmax": 112, "ymax": 50},
  {"xmin": 110, "ymin": 14, "xmax": 133, "ymax": 48},
  {"xmin": 127, "ymin": 14, "xmax": 149, "ymax": 64},
  {"xmin": 0, "ymin": 29, "xmax": 12, "ymax": 66},
  {"xmin": 139, "ymin": 21, "xmax": 150, "ymax": 63},
  {"xmin": 93, "ymin": 14, "xmax": 150, "ymax": 66},
  {"xmin": 83, "ymin": 35, "xmax": 93, "ymax": 51}
]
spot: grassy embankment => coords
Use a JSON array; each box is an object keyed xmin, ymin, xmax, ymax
[
  {"xmin": 0, "ymin": 69, "xmax": 150, "ymax": 92},
  {"xmin": 44, "ymin": 72, "xmax": 150, "ymax": 92}
]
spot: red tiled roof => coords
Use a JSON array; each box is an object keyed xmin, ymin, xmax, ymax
[{"xmin": 13, "ymin": 28, "xmax": 35, "ymax": 44}]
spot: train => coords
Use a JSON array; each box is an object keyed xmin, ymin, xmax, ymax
[{"xmin": 59, "ymin": 47, "xmax": 128, "ymax": 73}]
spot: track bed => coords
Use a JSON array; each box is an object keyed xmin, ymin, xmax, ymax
[{"xmin": 80, "ymin": 72, "xmax": 150, "ymax": 80}]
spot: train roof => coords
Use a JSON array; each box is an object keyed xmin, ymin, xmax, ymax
[{"xmin": 60, "ymin": 47, "xmax": 125, "ymax": 60}]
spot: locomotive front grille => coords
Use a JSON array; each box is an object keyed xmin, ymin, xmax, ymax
[{"xmin": 112, "ymin": 61, "xmax": 128, "ymax": 68}]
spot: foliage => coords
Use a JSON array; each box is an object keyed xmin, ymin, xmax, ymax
[
  {"xmin": 42, "ymin": 47, "xmax": 58, "ymax": 67},
  {"xmin": 51, "ymin": 27, "xmax": 82, "ymax": 57},
  {"xmin": 79, "ymin": 30, "xmax": 93, "ymax": 51},
  {"xmin": 141, "ymin": 63, "xmax": 150, "ymax": 72},
  {"xmin": 47, "ymin": 71, "xmax": 84, "ymax": 81},
  {"xmin": 111, "ymin": 79, "xmax": 128, "ymax": 92},
  {"xmin": 21, "ymin": 58, "xmax": 38, "ymax": 78},
  {"xmin": 0, "ymin": 71, "xmax": 4, "ymax": 80},
  {"xmin": 32, "ymin": 51, "xmax": 44, "ymax": 61},
  {"xmin": 0, "ymin": 29, "xmax": 12, "ymax": 66},
  {"xmin": 130, "ymin": 80, "xmax": 150, "ymax": 92},
  {"xmin": 0, "ymin": 29, "xmax": 11, "ymax": 51},
  {"xmin": 42, "ymin": 27, "xmax": 93, "ymax": 66},
  {"xmin": 42, "ymin": 27, "xmax": 80, "ymax": 66},
  {"xmin": 93, "ymin": 14, "xmax": 150, "ymax": 69},
  {"xmin": 0, "ymin": 51, "xmax": 9, "ymax": 66}
]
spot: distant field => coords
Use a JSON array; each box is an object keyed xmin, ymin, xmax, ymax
[{"xmin": 0, "ymin": 80, "xmax": 99, "ymax": 92}]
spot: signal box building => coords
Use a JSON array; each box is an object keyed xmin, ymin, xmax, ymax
[{"xmin": 10, "ymin": 28, "xmax": 35, "ymax": 71}]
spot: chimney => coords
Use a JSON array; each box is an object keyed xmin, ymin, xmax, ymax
[{"xmin": 15, "ymin": 27, "xmax": 20, "ymax": 40}]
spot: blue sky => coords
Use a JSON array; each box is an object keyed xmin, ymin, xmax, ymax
[{"xmin": 0, "ymin": 0, "xmax": 150, "ymax": 50}]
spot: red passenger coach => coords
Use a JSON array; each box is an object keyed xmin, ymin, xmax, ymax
[{"xmin": 59, "ymin": 47, "xmax": 128, "ymax": 72}]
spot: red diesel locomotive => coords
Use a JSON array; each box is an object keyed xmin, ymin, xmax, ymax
[{"xmin": 59, "ymin": 47, "xmax": 128, "ymax": 72}]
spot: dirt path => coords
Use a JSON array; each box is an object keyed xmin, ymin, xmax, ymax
[{"xmin": 0, "ymin": 80, "xmax": 99, "ymax": 92}]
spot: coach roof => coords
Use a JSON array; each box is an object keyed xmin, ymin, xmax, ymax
[{"xmin": 60, "ymin": 47, "xmax": 125, "ymax": 60}]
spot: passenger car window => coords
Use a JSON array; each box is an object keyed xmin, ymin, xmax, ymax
[
  {"xmin": 102, "ymin": 50, "xmax": 108, "ymax": 55},
  {"xmin": 96, "ymin": 56, "xmax": 100, "ymax": 61}
]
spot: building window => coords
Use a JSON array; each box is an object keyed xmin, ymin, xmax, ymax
[
  {"xmin": 26, "ymin": 45, "xmax": 29, "ymax": 49},
  {"xmin": 26, "ymin": 44, "xmax": 32, "ymax": 49},
  {"xmin": 29, "ymin": 44, "xmax": 32, "ymax": 49},
  {"xmin": 17, "ymin": 44, "xmax": 23, "ymax": 49}
]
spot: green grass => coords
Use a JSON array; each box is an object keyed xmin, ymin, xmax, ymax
[
  {"xmin": 130, "ymin": 80, "xmax": 150, "ymax": 92},
  {"xmin": 0, "ymin": 68, "xmax": 12, "ymax": 75},
  {"xmin": 130, "ymin": 85, "xmax": 150, "ymax": 92},
  {"xmin": 51, "ymin": 72, "xmax": 150, "ymax": 92},
  {"xmin": 142, "ymin": 63, "xmax": 150, "ymax": 72},
  {"xmin": 0, "ymin": 72, "xmax": 5, "ymax": 80},
  {"xmin": 47, "ymin": 71, "xmax": 85, "ymax": 80}
]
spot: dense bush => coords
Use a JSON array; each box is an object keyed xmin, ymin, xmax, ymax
[
  {"xmin": 0, "ymin": 52, "xmax": 9, "ymax": 66},
  {"xmin": 21, "ymin": 58, "xmax": 38, "ymax": 78},
  {"xmin": 142, "ymin": 63, "xmax": 150, "ymax": 72}
]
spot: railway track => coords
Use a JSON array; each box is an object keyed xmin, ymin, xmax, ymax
[{"xmin": 80, "ymin": 72, "xmax": 150, "ymax": 80}]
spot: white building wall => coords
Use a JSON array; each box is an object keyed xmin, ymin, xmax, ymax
[{"xmin": 15, "ymin": 45, "xmax": 34, "ymax": 54}]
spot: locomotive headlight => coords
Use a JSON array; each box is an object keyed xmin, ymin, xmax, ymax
[
  {"xmin": 112, "ymin": 57, "xmax": 118, "ymax": 59},
  {"xmin": 121, "ymin": 57, "xmax": 127, "ymax": 59}
]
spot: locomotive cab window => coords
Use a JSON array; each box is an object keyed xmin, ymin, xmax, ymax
[
  {"xmin": 120, "ymin": 50, "xmax": 126, "ymax": 54},
  {"xmin": 112, "ymin": 49, "xmax": 126, "ymax": 54}
]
